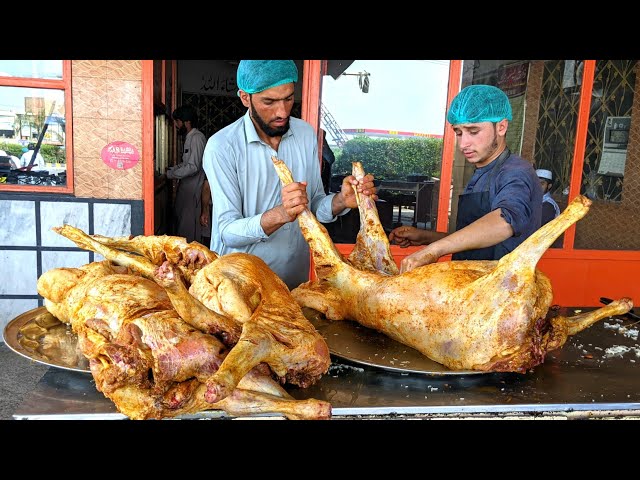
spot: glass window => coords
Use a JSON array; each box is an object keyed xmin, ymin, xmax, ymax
[
  {"xmin": 320, "ymin": 60, "xmax": 450, "ymax": 243},
  {"xmin": 574, "ymin": 60, "xmax": 638, "ymax": 250},
  {"xmin": 0, "ymin": 61, "xmax": 69, "ymax": 191},
  {"xmin": 0, "ymin": 86, "xmax": 67, "ymax": 186},
  {"xmin": 0, "ymin": 60, "xmax": 63, "ymax": 79}
]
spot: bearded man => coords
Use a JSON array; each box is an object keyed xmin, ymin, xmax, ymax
[{"xmin": 202, "ymin": 60, "xmax": 377, "ymax": 289}]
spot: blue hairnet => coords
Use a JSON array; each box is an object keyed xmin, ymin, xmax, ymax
[
  {"xmin": 236, "ymin": 60, "xmax": 298, "ymax": 95},
  {"xmin": 447, "ymin": 85, "xmax": 513, "ymax": 125}
]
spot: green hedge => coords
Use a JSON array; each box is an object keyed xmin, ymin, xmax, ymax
[
  {"xmin": 0, "ymin": 142, "xmax": 66, "ymax": 163},
  {"xmin": 332, "ymin": 136, "xmax": 442, "ymax": 180}
]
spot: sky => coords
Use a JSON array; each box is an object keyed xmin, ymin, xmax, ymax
[
  {"xmin": 0, "ymin": 61, "xmax": 63, "ymax": 113},
  {"xmin": 320, "ymin": 60, "xmax": 450, "ymax": 138}
]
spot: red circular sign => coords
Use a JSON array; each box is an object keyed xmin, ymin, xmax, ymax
[{"xmin": 101, "ymin": 141, "xmax": 140, "ymax": 170}]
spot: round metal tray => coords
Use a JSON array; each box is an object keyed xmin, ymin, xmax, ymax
[
  {"xmin": 3, "ymin": 307, "xmax": 90, "ymax": 373},
  {"xmin": 303, "ymin": 308, "xmax": 484, "ymax": 376},
  {"xmin": 4, "ymin": 306, "xmax": 486, "ymax": 377}
]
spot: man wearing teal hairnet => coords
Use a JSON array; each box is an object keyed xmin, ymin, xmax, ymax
[
  {"xmin": 389, "ymin": 84, "xmax": 542, "ymax": 273},
  {"xmin": 202, "ymin": 60, "xmax": 376, "ymax": 289}
]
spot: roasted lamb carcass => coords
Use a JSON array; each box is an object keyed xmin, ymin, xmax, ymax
[
  {"xmin": 272, "ymin": 157, "xmax": 633, "ymax": 373},
  {"xmin": 38, "ymin": 227, "xmax": 332, "ymax": 419}
]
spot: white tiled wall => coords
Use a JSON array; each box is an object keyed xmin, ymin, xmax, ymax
[
  {"xmin": 0, "ymin": 251, "xmax": 38, "ymax": 295},
  {"xmin": 0, "ymin": 197, "xmax": 141, "ymax": 341}
]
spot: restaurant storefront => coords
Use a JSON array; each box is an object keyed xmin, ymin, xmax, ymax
[{"xmin": 1, "ymin": 59, "xmax": 638, "ymax": 334}]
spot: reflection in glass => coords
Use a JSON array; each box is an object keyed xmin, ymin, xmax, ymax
[
  {"xmin": 533, "ymin": 60, "xmax": 582, "ymax": 203},
  {"xmin": 0, "ymin": 86, "xmax": 67, "ymax": 187},
  {"xmin": 0, "ymin": 60, "xmax": 63, "ymax": 79},
  {"xmin": 574, "ymin": 60, "xmax": 639, "ymax": 251},
  {"xmin": 583, "ymin": 60, "xmax": 635, "ymax": 202}
]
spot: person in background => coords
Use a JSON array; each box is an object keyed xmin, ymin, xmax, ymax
[
  {"xmin": 389, "ymin": 84, "xmax": 542, "ymax": 273},
  {"xmin": 0, "ymin": 149, "xmax": 18, "ymax": 170},
  {"xmin": 202, "ymin": 60, "xmax": 376, "ymax": 290},
  {"xmin": 536, "ymin": 168, "xmax": 562, "ymax": 248},
  {"xmin": 167, "ymin": 105, "xmax": 207, "ymax": 244},
  {"xmin": 19, "ymin": 144, "xmax": 45, "ymax": 171},
  {"xmin": 200, "ymin": 178, "xmax": 212, "ymax": 246}
]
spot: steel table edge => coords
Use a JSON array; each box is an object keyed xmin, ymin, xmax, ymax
[{"xmin": 330, "ymin": 402, "xmax": 640, "ymax": 417}]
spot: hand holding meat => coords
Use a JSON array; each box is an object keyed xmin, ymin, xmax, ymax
[
  {"xmin": 389, "ymin": 226, "xmax": 433, "ymax": 247},
  {"xmin": 280, "ymin": 181, "xmax": 309, "ymax": 222},
  {"xmin": 335, "ymin": 173, "xmax": 377, "ymax": 210}
]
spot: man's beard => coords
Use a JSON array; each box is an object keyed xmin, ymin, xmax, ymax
[
  {"xmin": 178, "ymin": 125, "xmax": 187, "ymax": 136},
  {"xmin": 249, "ymin": 96, "xmax": 290, "ymax": 137}
]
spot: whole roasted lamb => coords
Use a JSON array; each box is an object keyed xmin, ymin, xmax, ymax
[
  {"xmin": 272, "ymin": 158, "xmax": 633, "ymax": 373},
  {"xmin": 37, "ymin": 228, "xmax": 331, "ymax": 419}
]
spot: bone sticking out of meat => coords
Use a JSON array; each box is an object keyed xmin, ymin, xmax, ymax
[
  {"xmin": 347, "ymin": 162, "xmax": 399, "ymax": 275},
  {"xmin": 271, "ymin": 156, "xmax": 633, "ymax": 373}
]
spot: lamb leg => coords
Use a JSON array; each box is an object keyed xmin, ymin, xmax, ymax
[
  {"xmin": 90, "ymin": 233, "xmax": 217, "ymax": 267},
  {"xmin": 272, "ymin": 156, "xmax": 345, "ymax": 280},
  {"xmin": 54, "ymin": 225, "xmax": 160, "ymax": 279},
  {"xmin": 466, "ymin": 195, "xmax": 595, "ymax": 309},
  {"xmin": 204, "ymin": 322, "xmax": 273, "ymax": 403},
  {"xmin": 496, "ymin": 195, "xmax": 592, "ymax": 274},
  {"xmin": 54, "ymin": 225, "xmax": 241, "ymax": 342},
  {"xmin": 154, "ymin": 261, "xmax": 242, "ymax": 345},
  {"xmin": 347, "ymin": 161, "xmax": 399, "ymax": 275},
  {"xmin": 65, "ymin": 229, "xmax": 216, "ymax": 284},
  {"xmin": 215, "ymin": 388, "xmax": 332, "ymax": 420},
  {"xmin": 561, "ymin": 297, "xmax": 634, "ymax": 336}
]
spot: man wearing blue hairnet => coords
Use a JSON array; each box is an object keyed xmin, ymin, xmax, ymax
[
  {"xmin": 389, "ymin": 84, "xmax": 542, "ymax": 273},
  {"xmin": 202, "ymin": 60, "xmax": 376, "ymax": 289}
]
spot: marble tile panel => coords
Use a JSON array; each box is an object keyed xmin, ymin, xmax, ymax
[
  {"xmin": 0, "ymin": 251, "xmax": 37, "ymax": 295},
  {"xmin": 41, "ymin": 251, "xmax": 91, "ymax": 274},
  {"xmin": 73, "ymin": 60, "xmax": 107, "ymax": 78},
  {"xmin": 0, "ymin": 298, "xmax": 39, "ymax": 338},
  {"xmin": 40, "ymin": 202, "xmax": 89, "ymax": 247},
  {"xmin": 0, "ymin": 200, "xmax": 36, "ymax": 246},
  {"xmin": 93, "ymin": 204, "xmax": 131, "ymax": 237},
  {"xmin": 106, "ymin": 79, "xmax": 141, "ymax": 120},
  {"xmin": 106, "ymin": 61, "xmax": 142, "ymax": 80},
  {"xmin": 72, "ymin": 76, "xmax": 108, "ymax": 119},
  {"xmin": 72, "ymin": 117, "xmax": 109, "ymax": 158}
]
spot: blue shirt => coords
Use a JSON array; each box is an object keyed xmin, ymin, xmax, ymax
[
  {"xmin": 202, "ymin": 111, "xmax": 346, "ymax": 290},
  {"xmin": 463, "ymin": 153, "xmax": 542, "ymax": 251}
]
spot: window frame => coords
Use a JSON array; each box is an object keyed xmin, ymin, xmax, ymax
[{"xmin": 0, "ymin": 60, "xmax": 73, "ymax": 194}]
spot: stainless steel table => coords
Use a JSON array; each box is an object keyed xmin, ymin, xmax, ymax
[{"xmin": 13, "ymin": 308, "xmax": 640, "ymax": 420}]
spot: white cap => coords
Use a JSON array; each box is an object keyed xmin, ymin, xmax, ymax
[{"xmin": 536, "ymin": 169, "xmax": 553, "ymax": 181}]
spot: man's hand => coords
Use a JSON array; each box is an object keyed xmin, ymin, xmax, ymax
[
  {"xmin": 200, "ymin": 207, "xmax": 210, "ymax": 227},
  {"xmin": 334, "ymin": 174, "xmax": 377, "ymax": 211},
  {"xmin": 389, "ymin": 226, "xmax": 426, "ymax": 247},
  {"xmin": 399, "ymin": 245, "xmax": 440, "ymax": 273},
  {"xmin": 280, "ymin": 181, "xmax": 309, "ymax": 222}
]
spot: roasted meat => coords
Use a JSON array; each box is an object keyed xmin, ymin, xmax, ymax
[
  {"xmin": 272, "ymin": 157, "xmax": 633, "ymax": 373},
  {"xmin": 37, "ymin": 227, "xmax": 332, "ymax": 419}
]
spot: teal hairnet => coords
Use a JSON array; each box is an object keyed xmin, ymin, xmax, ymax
[
  {"xmin": 446, "ymin": 85, "xmax": 513, "ymax": 125},
  {"xmin": 236, "ymin": 60, "xmax": 298, "ymax": 95}
]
